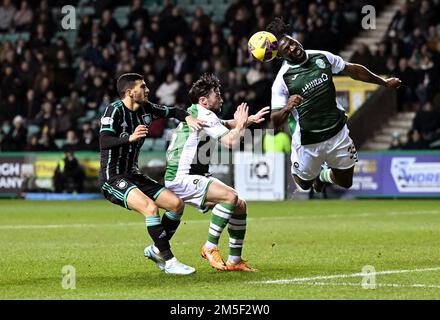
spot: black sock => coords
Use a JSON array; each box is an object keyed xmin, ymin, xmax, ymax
[
  {"xmin": 146, "ymin": 222, "xmax": 174, "ymax": 261},
  {"xmin": 161, "ymin": 212, "xmax": 181, "ymax": 241}
]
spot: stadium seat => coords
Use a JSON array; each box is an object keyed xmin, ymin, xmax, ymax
[
  {"xmin": 54, "ymin": 139, "xmax": 66, "ymax": 150},
  {"xmin": 27, "ymin": 125, "xmax": 41, "ymax": 138},
  {"xmin": 113, "ymin": 6, "xmax": 131, "ymax": 28}
]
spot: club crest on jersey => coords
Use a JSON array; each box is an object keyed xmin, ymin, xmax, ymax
[
  {"xmin": 142, "ymin": 114, "xmax": 152, "ymax": 126},
  {"xmin": 316, "ymin": 59, "xmax": 326, "ymax": 69},
  {"xmin": 116, "ymin": 179, "xmax": 128, "ymax": 190}
]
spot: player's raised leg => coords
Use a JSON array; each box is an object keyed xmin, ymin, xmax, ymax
[{"xmin": 127, "ymin": 188, "xmax": 195, "ymax": 275}]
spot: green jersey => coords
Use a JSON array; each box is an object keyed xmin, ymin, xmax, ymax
[{"xmin": 271, "ymin": 50, "xmax": 347, "ymax": 145}]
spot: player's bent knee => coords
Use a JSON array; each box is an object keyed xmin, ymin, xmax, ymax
[
  {"xmin": 174, "ymin": 198, "xmax": 185, "ymax": 213},
  {"xmin": 236, "ymin": 198, "xmax": 247, "ymax": 214},
  {"xmin": 224, "ymin": 190, "xmax": 238, "ymax": 205},
  {"xmin": 140, "ymin": 201, "xmax": 159, "ymax": 216}
]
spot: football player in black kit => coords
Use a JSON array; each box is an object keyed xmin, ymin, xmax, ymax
[{"xmin": 100, "ymin": 73, "xmax": 204, "ymax": 275}]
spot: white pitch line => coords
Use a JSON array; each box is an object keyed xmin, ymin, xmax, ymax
[
  {"xmin": 252, "ymin": 267, "xmax": 440, "ymax": 284},
  {"xmin": 291, "ymin": 282, "xmax": 440, "ymax": 289},
  {"xmin": 1, "ymin": 209, "xmax": 439, "ymax": 230}
]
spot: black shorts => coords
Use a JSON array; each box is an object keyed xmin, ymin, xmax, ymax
[{"xmin": 101, "ymin": 173, "xmax": 165, "ymax": 209}]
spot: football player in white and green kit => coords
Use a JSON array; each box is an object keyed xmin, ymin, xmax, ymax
[
  {"xmin": 164, "ymin": 74, "xmax": 269, "ymax": 272},
  {"xmin": 267, "ymin": 18, "xmax": 402, "ymax": 192}
]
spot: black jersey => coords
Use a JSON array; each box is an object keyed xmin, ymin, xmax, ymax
[{"xmin": 99, "ymin": 100, "xmax": 189, "ymax": 184}]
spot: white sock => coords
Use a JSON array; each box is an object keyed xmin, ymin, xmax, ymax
[
  {"xmin": 153, "ymin": 245, "xmax": 160, "ymax": 254},
  {"xmin": 165, "ymin": 257, "xmax": 177, "ymax": 266},
  {"xmin": 227, "ymin": 255, "xmax": 241, "ymax": 264},
  {"xmin": 204, "ymin": 241, "xmax": 218, "ymax": 250}
]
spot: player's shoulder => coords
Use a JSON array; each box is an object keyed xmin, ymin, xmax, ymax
[
  {"xmin": 105, "ymin": 99, "xmax": 124, "ymax": 114},
  {"xmin": 306, "ymin": 50, "xmax": 342, "ymax": 61},
  {"xmin": 196, "ymin": 104, "xmax": 219, "ymax": 120}
]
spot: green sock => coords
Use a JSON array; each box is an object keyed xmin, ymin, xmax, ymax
[
  {"xmin": 228, "ymin": 213, "xmax": 247, "ymax": 257},
  {"xmin": 319, "ymin": 168, "xmax": 334, "ymax": 184},
  {"xmin": 207, "ymin": 202, "xmax": 234, "ymax": 245}
]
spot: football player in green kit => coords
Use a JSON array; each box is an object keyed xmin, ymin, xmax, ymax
[{"xmin": 267, "ymin": 18, "xmax": 402, "ymax": 192}]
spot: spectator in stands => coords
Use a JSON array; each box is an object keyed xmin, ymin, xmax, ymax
[
  {"xmin": 30, "ymin": 23, "xmax": 50, "ymax": 51},
  {"xmin": 13, "ymin": 0, "xmax": 33, "ymax": 32},
  {"xmin": 412, "ymin": 101, "xmax": 440, "ymax": 144},
  {"xmin": 393, "ymin": 58, "xmax": 418, "ymax": 111},
  {"xmin": 63, "ymin": 90, "xmax": 85, "ymax": 120},
  {"xmin": 1, "ymin": 115, "xmax": 27, "ymax": 151},
  {"xmin": 38, "ymin": 130, "xmax": 58, "ymax": 151},
  {"xmin": 51, "ymin": 104, "xmax": 72, "ymax": 139},
  {"xmin": 128, "ymin": 0, "xmax": 150, "ymax": 31},
  {"xmin": 156, "ymin": 73, "xmax": 179, "ymax": 106},
  {"xmin": 402, "ymin": 129, "xmax": 429, "ymax": 150},
  {"xmin": 25, "ymin": 133, "xmax": 40, "ymax": 152},
  {"xmin": 33, "ymin": 101, "xmax": 54, "ymax": 130},
  {"xmin": 76, "ymin": 15, "xmax": 92, "ymax": 49},
  {"xmin": 77, "ymin": 128, "xmax": 99, "ymax": 151},
  {"xmin": 0, "ymin": 0, "xmax": 16, "ymax": 33},
  {"xmin": 53, "ymin": 151, "xmax": 85, "ymax": 193},
  {"xmin": 86, "ymin": 76, "xmax": 106, "ymax": 110},
  {"xmin": 173, "ymin": 46, "xmax": 191, "ymax": 81},
  {"xmin": 99, "ymin": 9, "xmax": 121, "ymax": 45},
  {"xmin": 350, "ymin": 43, "xmax": 374, "ymax": 70},
  {"xmin": 25, "ymin": 89, "xmax": 39, "ymax": 120},
  {"xmin": 387, "ymin": 3, "xmax": 412, "ymax": 37},
  {"xmin": 64, "ymin": 129, "xmax": 80, "ymax": 151}
]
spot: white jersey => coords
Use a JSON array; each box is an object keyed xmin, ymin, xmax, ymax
[{"xmin": 165, "ymin": 104, "xmax": 229, "ymax": 181}]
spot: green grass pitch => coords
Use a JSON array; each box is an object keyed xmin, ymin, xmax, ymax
[{"xmin": 1, "ymin": 199, "xmax": 440, "ymax": 300}]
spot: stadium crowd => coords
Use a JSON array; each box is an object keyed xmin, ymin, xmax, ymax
[{"xmin": 0, "ymin": 0, "xmax": 439, "ymax": 152}]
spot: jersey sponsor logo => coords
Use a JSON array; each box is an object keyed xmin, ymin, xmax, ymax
[
  {"xmin": 116, "ymin": 179, "xmax": 128, "ymax": 190},
  {"xmin": 316, "ymin": 58, "xmax": 326, "ymax": 69},
  {"xmin": 301, "ymin": 73, "xmax": 329, "ymax": 94},
  {"xmin": 121, "ymin": 121, "xmax": 128, "ymax": 128},
  {"xmin": 101, "ymin": 117, "xmax": 114, "ymax": 125},
  {"xmin": 142, "ymin": 114, "xmax": 152, "ymax": 126}
]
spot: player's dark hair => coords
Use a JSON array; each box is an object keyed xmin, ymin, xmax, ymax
[
  {"xmin": 116, "ymin": 73, "xmax": 144, "ymax": 98},
  {"xmin": 188, "ymin": 73, "xmax": 221, "ymax": 104},
  {"xmin": 266, "ymin": 17, "xmax": 290, "ymax": 40}
]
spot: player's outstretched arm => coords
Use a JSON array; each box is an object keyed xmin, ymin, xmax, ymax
[
  {"xmin": 342, "ymin": 63, "xmax": 402, "ymax": 89},
  {"xmin": 223, "ymin": 106, "xmax": 270, "ymax": 129},
  {"xmin": 148, "ymin": 102, "xmax": 205, "ymax": 131}
]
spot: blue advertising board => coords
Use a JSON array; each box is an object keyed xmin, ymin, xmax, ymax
[{"xmin": 350, "ymin": 151, "xmax": 440, "ymax": 197}]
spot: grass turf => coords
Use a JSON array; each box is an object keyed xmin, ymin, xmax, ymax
[{"xmin": 1, "ymin": 199, "xmax": 440, "ymax": 299}]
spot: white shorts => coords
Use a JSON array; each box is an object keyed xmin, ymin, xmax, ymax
[
  {"xmin": 165, "ymin": 175, "xmax": 215, "ymax": 210},
  {"xmin": 291, "ymin": 125, "xmax": 358, "ymax": 181}
]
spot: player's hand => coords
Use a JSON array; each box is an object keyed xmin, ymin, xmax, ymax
[
  {"xmin": 234, "ymin": 102, "xmax": 249, "ymax": 127},
  {"xmin": 249, "ymin": 106, "xmax": 270, "ymax": 124},
  {"xmin": 129, "ymin": 125, "xmax": 148, "ymax": 142},
  {"xmin": 385, "ymin": 77, "xmax": 402, "ymax": 89},
  {"xmin": 286, "ymin": 95, "xmax": 303, "ymax": 111},
  {"xmin": 185, "ymin": 116, "xmax": 205, "ymax": 131}
]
